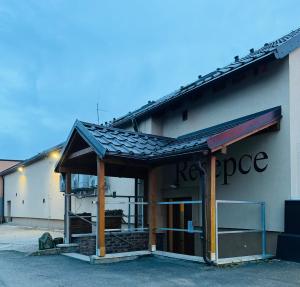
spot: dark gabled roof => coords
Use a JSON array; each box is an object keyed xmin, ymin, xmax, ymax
[
  {"xmin": 57, "ymin": 106, "xmax": 281, "ymax": 168},
  {"xmin": 0, "ymin": 143, "xmax": 64, "ymax": 176},
  {"xmin": 111, "ymin": 28, "xmax": 300, "ymax": 128},
  {"xmin": 79, "ymin": 121, "xmax": 173, "ymax": 158}
]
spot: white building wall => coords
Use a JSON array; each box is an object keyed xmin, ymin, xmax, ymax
[
  {"xmin": 4, "ymin": 155, "xmax": 64, "ymax": 221},
  {"xmin": 153, "ymin": 58, "xmax": 290, "ymax": 232},
  {"xmin": 289, "ymin": 47, "xmax": 300, "ymax": 199}
]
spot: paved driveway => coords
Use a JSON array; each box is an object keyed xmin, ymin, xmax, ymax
[
  {"xmin": 0, "ymin": 250, "xmax": 300, "ymax": 287},
  {"xmin": 0, "ymin": 223, "xmax": 63, "ymax": 253}
]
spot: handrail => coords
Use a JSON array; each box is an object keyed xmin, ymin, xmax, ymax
[
  {"xmin": 216, "ymin": 200, "xmax": 263, "ymax": 205},
  {"xmin": 69, "ymin": 211, "xmax": 95, "ymax": 226},
  {"xmin": 157, "ymin": 200, "xmax": 202, "ymax": 205}
]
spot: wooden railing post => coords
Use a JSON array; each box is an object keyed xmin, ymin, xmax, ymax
[
  {"xmin": 97, "ymin": 158, "xmax": 106, "ymax": 257},
  {"xmin": 208, "ymin": 155, "xmax": 217, "ymax": 261}
]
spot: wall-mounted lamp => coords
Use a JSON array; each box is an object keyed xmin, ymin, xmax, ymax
[
  {"xmin": 49, "ymin": 151, "xmax": 60, "ymax": 159},
  {"xmin": 18, "ymin": 166, "xmax": 24, "ymax": 173}
]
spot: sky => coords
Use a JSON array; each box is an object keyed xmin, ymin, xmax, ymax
[{"xmin": 0, "ymin": 0, "xmax": 300, "ymax": 159}]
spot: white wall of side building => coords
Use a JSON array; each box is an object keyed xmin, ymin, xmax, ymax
[
  {"xmin": 71, "ymin": 177, "xmax": 136, "ymax": 218},
  {"xmin": 4, "ymin": 156, "xmax": 64, "ymax": 226}
]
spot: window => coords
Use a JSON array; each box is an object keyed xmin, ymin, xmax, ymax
[{"xmin": 43, "ymin": 198, "xmax": 46, "ymax": 204}]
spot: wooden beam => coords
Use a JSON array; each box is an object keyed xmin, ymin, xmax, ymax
[
  {"xmin": 65, "ymin": 172, "xmax": 72, "ymax": 244},
  {"xmin": 97, "ymin": 158, "xmax": 106, "ymax": 257},
  {"xmin": 59, "ymin": 166, "xmax": 97, "ymax": 175},
  {"xmin": 210, "ymin": 120, "xmax": 278, "ymax": 153},
  {"xmin": 148, "ymin": 168, "xmax": 157, "ymax": 251},
  {"xmin": 68, "ymin": 147, "xmax": 93, "ymax": 160},
  {"xmin": 104, "ymin": 157, "xmax": 149, "ymax": 168},
  {"xmin": 105, "ymin": 164, "xmax": 147, "ymax": 179},
  {"xmin": 207, "ymin": 155, "xmax": 216, "ymax": 261},
  {"xmin": 179, "ymin": 203, "xmax": 185, "ymax": 254}
]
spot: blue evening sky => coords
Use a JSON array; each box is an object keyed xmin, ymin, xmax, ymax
[{"xmin": 0, "ymin": 0, "xmax": 299, "ymax": 159}]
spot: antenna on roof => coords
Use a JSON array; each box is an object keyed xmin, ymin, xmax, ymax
[{"xmin": 96, "ymin": 103, "xmax": 100, "ymax": 125}]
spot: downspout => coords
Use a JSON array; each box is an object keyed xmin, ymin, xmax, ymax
[{"xmin": 198, "ymin": 160, "xmax": 214, "ymax": 265}]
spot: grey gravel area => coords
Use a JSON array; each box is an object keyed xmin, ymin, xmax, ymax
[
  {"xmin": 0, "ymin": 251, "xmax": 299, "ymax": 287},
  {"xmin": 0, "ymin": 224, "xmax": 63, "ymax": 253}
]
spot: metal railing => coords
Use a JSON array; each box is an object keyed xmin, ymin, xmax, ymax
[
  {"xmin": 156, "ymin": 200, "xmax": 203, "ymax": 234},
  {"xmin": 215, "ymin": 200, "xmax": 266, "ymax": 264},
  {"xmin": 69, "ymin": 198, "xmax": 149, "ymax": 236},
  {"xmin": 105, "ymin": 198, "xmax": 148, "ymax": 231}
]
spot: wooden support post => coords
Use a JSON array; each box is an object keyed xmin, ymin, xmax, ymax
[
  {"xmin": 179, "ymin": 203, "xmax": 185, "ymax": 254},
  {"xmin": 168, "ymin": 199, "xmax": 173, "ymax": 252},
  {"xmin": 208, "ymin": 155, "xmax": 217, "ymax": 261},
  {"xmin": 148, "ymin": 168, "xmax": 157, "ymax": 252},
  {"xmin": 97, "ymin": 158, "xmax": 106, "ymax": 257},
  {"xmin": 65, "ymin": 172, "xmax": 71, "ymax": 244}
]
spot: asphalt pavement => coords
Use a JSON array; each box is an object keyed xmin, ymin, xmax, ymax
[{"xmin": 0, "ymin": 250, "xmax": 300, "ymax": 287}]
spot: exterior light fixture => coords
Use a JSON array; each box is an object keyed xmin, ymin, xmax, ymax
[
  {"xmin": 18, "ymin": 166, "xmax": 24, "ymax": 173},
  {"xmin": 50, "ymin": 151, "xmax": 60, "ymax": 159}
]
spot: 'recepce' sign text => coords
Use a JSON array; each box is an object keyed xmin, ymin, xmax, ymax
[{"xmin": 177, "ymin": 151, "xmax": 269, "ymax": 185}]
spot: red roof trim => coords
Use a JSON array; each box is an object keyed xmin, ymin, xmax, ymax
[{"xmin": 207, "ymin": 109, "xmax": 281, "ymax": 151}]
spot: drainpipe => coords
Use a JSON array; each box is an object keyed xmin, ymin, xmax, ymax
[{"xmin": 198, "ymin": 160, "xmax": 214, "ymax": 265}]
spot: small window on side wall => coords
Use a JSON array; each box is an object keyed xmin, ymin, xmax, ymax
[
  {"xmin": 182, "ymin": 110, "xmax": 188, "ymax": 121},
  {"xmin": 43, "ymin": 198, "xmax": 46, "ymax": 204}
]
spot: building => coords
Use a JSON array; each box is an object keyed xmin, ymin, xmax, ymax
[
  {"xmin": 55, "ymin": 27, "xmax": 300, "ymax": 264},
  {"xmin": 0, "ymin": 159, "xmax": 21, "ymax": 223},
  {"xmin": 0, "ymin": 144, "xmax": 65, "ymax": 229},
  {"xmin": 0, "ymin": 144, "xmax": 136, "ymax": 230}
]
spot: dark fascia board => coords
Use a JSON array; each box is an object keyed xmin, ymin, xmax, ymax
[
  {"xmin": 207, "ymin": 106, "xmax": 282, "ymax": 151},
  {"xmin": 1, "ymin": 143, "xmax": 64, "ymax": 176},
  {"xmin": 0, "ymin": 159, "xmax": 22, "ymax": 162},
  {"xmin": 54, "ymin": 120, "xmax": 107, "ymax": 173},
  {"xmin": 75, "ymin": 121, "xmax": 107, "ymax": 158}
]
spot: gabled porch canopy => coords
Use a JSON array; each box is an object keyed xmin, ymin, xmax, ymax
[
  {"xmin": 55, "ymin": 106, "xmax": 281, "ymax": 260},
  {"xmin": 55, "ymin": 106, "xmax": 281, "ymax": 175}
]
